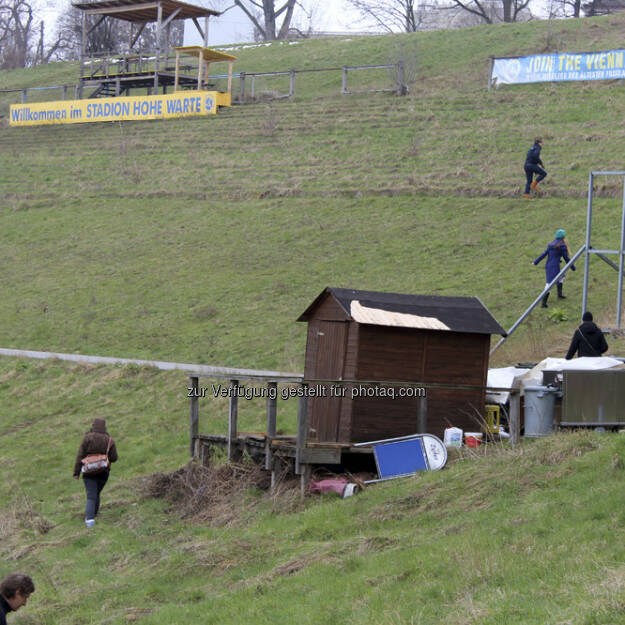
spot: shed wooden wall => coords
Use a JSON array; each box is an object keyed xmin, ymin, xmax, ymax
[
  {"xmin": 302, "ymin": 298, "xmax": 491, "ymax": 443},
  {"xmin": 351, "ymin": 325, "xmax": 489, "ymax": 442}
]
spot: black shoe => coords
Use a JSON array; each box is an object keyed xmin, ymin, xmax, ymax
[
  {"xmin": 541, "ymin": 293, "xmax": 549, "ymax": 308},
  {"xmin": 557, "ymin": 284, "xmax": 566, "ymax": 299}
]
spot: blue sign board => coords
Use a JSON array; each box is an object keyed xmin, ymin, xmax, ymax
[
  {"xmin": 491, "ymin": 50, "xmax": 625, "ymax": 86},
  {"xmin": 374, "ymin": 438, "xmax": 428, "ymax": 479}
]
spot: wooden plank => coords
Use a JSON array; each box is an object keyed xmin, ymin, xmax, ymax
[
  {"xmin": 299, "ymin": 447, "xmax": 341, "ymax": 464},
  {"xmin": 83, "ymin": 2, "xmax": 159, "ymax": 15},
  {"xmin": 227, "ymin": 379, "xmax": 239, "ymax": 461}
]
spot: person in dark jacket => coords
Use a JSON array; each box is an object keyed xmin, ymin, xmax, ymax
[
  {"xmin": 524, "ymin": 138, "xmax": 547, "ymax": 198},
  {"xmin": 0, "ymin": 574, "xmax": 34, "ymax": 625},
  {"xmin": 73, "ymin": 418, "xmax": 118, "ymax": 528},
  {"xmin": 566, "ymin": 311, "xmax": 608, "ymax": 359},
  {"xmin": 533, "ymin": 228, "xmax": 575, "ymax": 307}
]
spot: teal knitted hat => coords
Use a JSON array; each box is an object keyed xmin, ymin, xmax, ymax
[{"xmin": 555, "ymin": 229, "xmax": 566, "ymax": 240}]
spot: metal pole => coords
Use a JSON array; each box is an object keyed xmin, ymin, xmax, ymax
[
  {"xmin": 490, "ymin": 245, "xmax": 586, "ymax": 354},
  {"xmin": 582, "ymin": 172, "xmax": 593, "ymax": 315},
  {"xmin": 617, "ymin": 176, "xmax": 625, "ymax": 328}
]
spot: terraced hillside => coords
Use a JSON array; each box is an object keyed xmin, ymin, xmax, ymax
[{"xmin": 3, "ymin": 18, "xmax": 625, "ymax": 366}]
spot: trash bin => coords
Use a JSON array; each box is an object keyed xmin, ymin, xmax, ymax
[{"xmin": 524, "ymin": 385, "xmax": 557, "ymax": 437}]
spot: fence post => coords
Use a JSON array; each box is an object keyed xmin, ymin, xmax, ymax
[
  {"xmin": 416, "ymin": 392, "xmax": 427, "ymax": 433},
  {"xmin": 227, "ymin": 379, "xmax": 239, "ymax": 461},
  {"xmin": 295, "ymin": 383, "xmax": 308, "ymax": 475},
  {"xmin": 265, "ymin": 381, "xmax": 277, "ymax": 470},
  {"xmin": 63, "ymin": 85, "xmax": 68, "ymax": 100},
  {"xmin": 289, "ymin": 68, "xmax": 296, "ymax": 97},
  {"xmin": 509, "ymin": 390, "xmax": 520, "ymax": 446},
  {"xmin": 342, "ymin": 65, "xmax": 348, "ymax": 94},
  {"xmin": 488, "ymin": 56, "xmax": 494, "ymax": 90},
  {"xmin": 238, "ymin": 71, "xmax": 246, "ymax": 103},
  {"xmin": 397, "ymin": 60, "xmax": 407, "ymax": 96},
  {"xmin": 189, "ymin": 376, "xmax": 199, "ymax": 458},
  {"xmin": 21, "ymin": 88, "xmax": 27, "ymax": 103}
]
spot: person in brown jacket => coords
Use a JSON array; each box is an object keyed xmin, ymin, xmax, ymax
[{"xmin": 73, "ymin": 418, "xmax": 118, "ymax": 528}]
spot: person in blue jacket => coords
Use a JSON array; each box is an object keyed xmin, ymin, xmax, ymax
[
  {"xmin": 532, "ymin": 229, "xmax": 575, "ymax": 307},
  {"xmin": 524, "ymin": 138, "xmax": 547, "ymax": 198}
]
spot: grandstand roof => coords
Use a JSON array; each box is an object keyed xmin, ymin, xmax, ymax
[
  {"xmin": 72, "ymin": 0, "xmax": 220, "ymax": 23},
  {"xmin": 174, "ymin": 46, "xmax": 236, "ymax": 63}
]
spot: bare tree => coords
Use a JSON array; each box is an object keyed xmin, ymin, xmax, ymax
[
  {"xmin": 53, "ymin": 5, "xmax": 184, "ymax": 60},
  {"xmin": 345, "ymin": 0, "xmax": 420, "ymax": 33},
  {"xmin": 449, "ymin": 0, "xmax": 532, "ymax": 23},
  {"xmin": 0, "ymin": 0, "xmax": 34, "ymax": 68},
  {"xmin": 582, "ymin": 0, "xmax": 625, "ymax": 15},
  {"xmin": 232, "ymin": 0, "xmax": 299, "ymax": 40}
]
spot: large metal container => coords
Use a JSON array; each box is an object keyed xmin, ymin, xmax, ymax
[{"xmin": 562, "ymin": 369, "xmax": 625, "ymax": 427}]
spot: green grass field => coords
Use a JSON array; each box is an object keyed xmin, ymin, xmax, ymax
[{"xmin": 2, "ymin": 13, "xmax": 625, "ymax": 625}]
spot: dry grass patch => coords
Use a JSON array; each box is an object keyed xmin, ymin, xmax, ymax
[{"xmin": 141, "ymin": 460, "xmax": 302, "ymax": 527}]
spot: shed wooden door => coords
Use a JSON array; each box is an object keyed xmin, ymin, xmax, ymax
[{"xmin": 305, "ymin": 320, "xmax": 348, "ymax": 442}]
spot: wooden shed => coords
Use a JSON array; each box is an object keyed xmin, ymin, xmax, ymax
[{"xmin": 297, "ymin": 287, "xmax": 506, "ymax": 443}]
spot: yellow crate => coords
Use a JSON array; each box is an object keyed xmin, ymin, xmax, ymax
[{"xmin": 485, "ymin": 404, "xmax": 500, "ymax": 434}]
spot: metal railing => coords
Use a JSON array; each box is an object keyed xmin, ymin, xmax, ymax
[{"xmin": 2, "ymin": 60, "xmax": 409, "ymax": 106}]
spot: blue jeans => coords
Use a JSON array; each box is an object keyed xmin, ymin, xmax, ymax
[
  {"xmin": 525, "ymin": 164, "xmax": 547, "ymax": 193},
  {"xmin": 83, "ymin": 472, "xmax": 109, "ymax": 520}
]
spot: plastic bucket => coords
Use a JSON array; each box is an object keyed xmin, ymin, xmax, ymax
[
  {"xmin": 465, "ymin": 432, "xmax": 482, "ymax": 448},
  {"xmin": 524, "ymin": 385, "xmax": 557, "ymax": 437}
]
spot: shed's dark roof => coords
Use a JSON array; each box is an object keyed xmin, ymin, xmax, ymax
[
  {"xmin": 72, "ymin": 0, "xmax": 219, "ymax": 23},
  {"xmin": 297, "ymin": 287, "xmax": 506, "ymax": 336}
]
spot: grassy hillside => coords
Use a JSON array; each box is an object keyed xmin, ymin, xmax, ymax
[
  {"xmin": 2, "ymin": 15, "xmax": 625, "ymax": 625},
  {"xmin": 3, "ymin": 16, "xmax": 625, "ymax": 368},
  {"xmin": 1, "ymin": 357, "xmax": 624, "ymax": 625}
]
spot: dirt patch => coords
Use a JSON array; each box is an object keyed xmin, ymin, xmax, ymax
[{"xmin": 141, "ymin": 461, "xmax": 300, "ymax": 527}]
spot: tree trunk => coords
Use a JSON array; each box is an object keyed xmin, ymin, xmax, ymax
[
  {"xmin": 574, "ymin": 0, "xmax": 582, "ymax": 16},
  {"xmin": 277, "ymin": 0, "xmax": 297, "ymax": 39},
  {"xmin": 263, "ymin": 0, "xmax": 276, "ymax": 40},
  {"xmin": 502, "ymin": 0, "xmax": 513, "ymax": 22}
]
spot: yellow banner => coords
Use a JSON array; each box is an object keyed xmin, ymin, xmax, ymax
[{"xmin": 9, "ymin": 91, "xmax": 231, "ymax": 126}]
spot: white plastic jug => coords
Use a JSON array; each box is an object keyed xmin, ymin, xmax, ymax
[{"xmin": 443, "ymin": 427, "xmax": 463, "ymax": 447}]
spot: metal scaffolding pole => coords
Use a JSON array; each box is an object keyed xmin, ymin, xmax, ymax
[
  {"xmin": 617, "ymin": 176, "xmax": 625, "ymax": 328},
  {"xmin": 582, "ymin": 172, "xmax": 594, "ymax": 314},
  {"xmin": 490, "ymin": 246, "xmax": 586, "ymax": 355}
]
